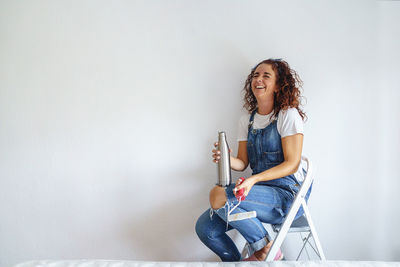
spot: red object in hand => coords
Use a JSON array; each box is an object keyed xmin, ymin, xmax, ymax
[{"xmin": 235, "ymin": 177, "xmax": 246, "ymax": 201}]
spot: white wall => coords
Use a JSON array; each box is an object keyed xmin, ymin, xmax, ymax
[
  {"xmin": 375, "ymin": 1, "xmax": 400, "ymax": 260},
  {"xmin": 0, "ymin": 0, "xmax": 399, "ymax": 266}
]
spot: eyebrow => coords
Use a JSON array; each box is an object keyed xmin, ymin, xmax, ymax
[{"xmin": 254, "ymin": 71, "xmax": 272, "ymax": 75}]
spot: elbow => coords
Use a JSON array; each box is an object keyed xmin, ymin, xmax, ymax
[
  {"xmin": 241, "ymin": 160, "xmax": 249, "ymax": 172},
  {"xmin": 286, "ymin": 159, "xmax": 301, "ymax": 175},
  {"xmin": 237, "ymin": 162, "xmax": 248, "ymax": 172},
  {"xmin": 241, "ymin": 165, "xmax": 249, "ymax": 172},
  {"xmin": 234, "ymin": 157, "xmax": 248, "ymax": 172}
]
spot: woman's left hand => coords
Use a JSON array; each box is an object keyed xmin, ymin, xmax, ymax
[{"xmin": 234, "ymin": 177, "xmax": 257, "ymax": 197}]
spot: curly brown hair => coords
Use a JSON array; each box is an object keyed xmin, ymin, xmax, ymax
[{"xmin": 243, "ymin": 59, "xmax": 306, "ymax": 121}]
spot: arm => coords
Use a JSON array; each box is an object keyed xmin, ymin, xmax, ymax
[
  {"xmin": 230, "ymin": 141, "xmax": 248, "ymax": 171},
  {"xmin": 212, "ymin": 141, "xmax": 248, "ymax": 171},
  {"xmin": 235, "ymin": 133, "xmax": 303, "ymax": 196},
  {"xmin": 253, "ymin": 133, "xmax": 303, "ymax": 182}
]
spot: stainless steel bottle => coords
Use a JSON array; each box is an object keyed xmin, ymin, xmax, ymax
[{"xmin": 217, "ymin": 131, "xmax": 232, "ymax": 187}]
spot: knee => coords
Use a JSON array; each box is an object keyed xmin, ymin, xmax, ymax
[
  {"xmin": 195, "ymin": 216, "xmax": 202, "ymax": 239},
  {"xmin": 209, "ymin": 186, "xmax": 227, "ymax": 210},
  {"xmin": 195, "ymin": 211, "xmax": 209, "ymax": 241}
]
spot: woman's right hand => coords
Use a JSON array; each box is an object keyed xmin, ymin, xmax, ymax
[{"xmin": 212, "ymin": 142, "xmax": 231, "ymax": 163}]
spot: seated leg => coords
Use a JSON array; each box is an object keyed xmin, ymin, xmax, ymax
[{"xmin": 195, "ymin": 209, "xmax": 241, "ymax": 261}]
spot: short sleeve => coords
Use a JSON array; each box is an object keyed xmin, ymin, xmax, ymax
[
  {"xmin": 237, "ymin": 114, "xmax": 250, "ymax": 142},
  {"xmin": 277, "ymin": 108, "xmax": 304, "ymax": 138}
]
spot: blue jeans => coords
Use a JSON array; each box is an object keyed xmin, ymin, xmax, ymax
[{"xmin": 195, "ymin": 183, "xmax": 296, "ymax": 262}]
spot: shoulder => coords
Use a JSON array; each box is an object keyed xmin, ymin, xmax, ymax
[
  {"xmin": 277, "ymin": 108, "xmax": 304, "ymax": 137},
  {"xmin": 278, "ymin": 107, "xmax": 302, "ymax": 121},
  {"xmin": 239, "ymin": 112, "xmax": 251, "ymax": 125},
  {"xmin": 237, "ymin": 112, "xmax": 251, "ymax": 141}
]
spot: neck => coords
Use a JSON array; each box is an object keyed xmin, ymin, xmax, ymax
[{"xmin": 257, "ymin": 100, "xmax": 274, "ymax": 115}]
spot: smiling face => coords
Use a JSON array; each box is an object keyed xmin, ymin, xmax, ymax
[{"xmin": 251, "ymin": 63, "xmax": 278, "ymax": 102}]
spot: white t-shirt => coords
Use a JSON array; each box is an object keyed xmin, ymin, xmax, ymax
[{"xmin": 237, "ymin": 108, "xmax": 306, "ymax": 182}]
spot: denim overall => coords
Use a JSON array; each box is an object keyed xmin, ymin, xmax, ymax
[
  {"xmin": 195, "ymin": 110, "xmax": 310, "ymax": 261},
  {"xmin": 247, "ymin": 110, "xmax": 301, "ymax": 194}
]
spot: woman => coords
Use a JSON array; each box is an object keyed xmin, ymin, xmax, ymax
[{"xmin": 195, "ymin": 58, "xmax": 310, "ymax": 262}]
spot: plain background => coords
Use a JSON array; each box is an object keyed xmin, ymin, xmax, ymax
[{"xmin": 1, "ymin": 0, "xmax": 399, "ymax": 266}]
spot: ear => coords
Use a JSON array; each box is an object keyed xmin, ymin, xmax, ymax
[{"xmin": 274, "ymin": 83, "xmax": 280, "ymax": 93}]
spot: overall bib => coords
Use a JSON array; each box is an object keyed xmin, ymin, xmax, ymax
[{"xmin": 247, "ymin": 109, "xmax": 301, "ymax": 194}]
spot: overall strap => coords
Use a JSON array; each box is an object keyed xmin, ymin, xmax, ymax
[{"xmin": 248, "ymin": 109, "xmax": 257, "ymax": 130}]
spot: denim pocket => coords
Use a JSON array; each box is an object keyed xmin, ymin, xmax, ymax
[{"xmin": 263, "ymin": 151, "xmax": 283, "ymax": 163}]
